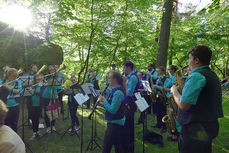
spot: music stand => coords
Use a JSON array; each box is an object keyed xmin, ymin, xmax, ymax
[{"xmin": 85, "ymin": 86, "xmax": 102, "ymax": 152}]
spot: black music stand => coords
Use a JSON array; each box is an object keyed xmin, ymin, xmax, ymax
[{"xmin": 86, "ymin": 86, "xmax": 102, "ymax": 152}]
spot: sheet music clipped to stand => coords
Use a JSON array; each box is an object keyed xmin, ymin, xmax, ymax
[{"xmin": 134, "ymin": 92, "xmax": 149, "ymax": 112}]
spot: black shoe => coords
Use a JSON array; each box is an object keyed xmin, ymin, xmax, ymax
[
  {"xmin": 152, "ymin": 124, "xmax": 161, "ymax": 129},
  {"xmin": 167, "ymin": 136, "xmax": 177, "ymax": 142},
  {"xmin": 160, "ymin": 128, "xmax": 167, "ymax": 133}
]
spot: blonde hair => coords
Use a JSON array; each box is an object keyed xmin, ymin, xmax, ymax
[
  {"xmin": 0, "ymin": 100, "xmax": 8, "ymax": 126},
  {"xmin": 4, "ymin": 68, "xmax": 17, "ymax": 81}
]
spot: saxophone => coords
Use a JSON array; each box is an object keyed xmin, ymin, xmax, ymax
[{"xmin": 162, "ymin": 67, "xmax": 187, "ymax": 134}]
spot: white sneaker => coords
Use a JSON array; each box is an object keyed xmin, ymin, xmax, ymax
[
  {"xmin": 37, "ymin": 131, "xmax": 42, "ymax": 137},
  {"xmin": 30, "ymin": 132, "xmax": 37, "ymax": 140},
  {"xmin": 52, "ymin": 126, "xmax": 56, "ymax": 132},
  {"xmin": 75, "ymin": 126, "xmax": 80, "ymax": 131},
  {"xmin": 46, "ymin": 127, "xmax": 51, "ymax": 133}
]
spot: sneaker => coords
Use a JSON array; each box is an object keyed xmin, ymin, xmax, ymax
[
  {"xmin": 30, "ymin": 132, "xmax": 37, "ymax": 140},
  {"xmin": 52, "ymin": 126, "xmax": 56, "ymax": 132},
  {"xmin": 75, "ymin": 126, "xmax": 80, "ymax": 131},
  {"xmin": 46, "ymin": 127, "xmax": 51, "ymax": 133},
  {"xmin": 36, "ymin": 131, "xmax": 43, "ymax": 137}
]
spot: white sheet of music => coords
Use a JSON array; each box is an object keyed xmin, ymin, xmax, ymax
[
  {"xmin": 134, "ymin": 92, "xmax": 149, "ymax": 112},
  {"xmin": 81, "ymin": 83, "xmax": 93, "ymax": 95},
  {"xmin": 74, "ymin": 93, "xmax": 89, "ymax": 105},
  {"xmin": 141, "ymin": 80, "xmax": 152, "ymax": 93}
]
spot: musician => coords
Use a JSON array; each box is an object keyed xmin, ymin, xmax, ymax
[
  {"xmin": 68, "ymin": 76, "xmax": 80, "ymax": 134},
  {"xmin": 144, "ymin": 63, "xmax": 158, "ymax": 115},
  {"xmin": 0, "ymin": 100, "xmax": 25, "ymax": 153},
  {"xmin": 86, "ymin": 68, "xmax": 99, "ymax": 109},
  {"xmin": 168, "ymin": 65, "xmax": 178, "ymax": 85},
  {"xmin": 171, "ymin": 45, "xmax": 223, "ymax": 153},
  {"xmin": 98, "ymin": 70, "xmax": 125, "ymax": 153},
  {"xmin": 0, "ymin": 68, "xmax": 22, "ymax": 132},
  {"xmin": 30, "ymin": 74, "xmax": 43, "ymax": 140},
  {"xmin": 55, "ymin": 65, "xmax": 66, "ymax": 115},
  {"xmin": 0, "ymin": 66, "xmax": 10, "ymax": 81},
  {"xmin": 25, "ymin": 64, "xmax": 38, "ymax": 125},
  {"xmin": 151, "ymin": 66, "xmax": 171, "ymax": 133},
  {"xmin": 225, "ymin": 79, "xmax": 229, "ymax": 87},
  {"xmin": 42, "ymin": 65, "xmax": 58, "ymax": 133},
  {"xmin": 122, "ymin": 60, "xmax": 139, "ymax": 153}
]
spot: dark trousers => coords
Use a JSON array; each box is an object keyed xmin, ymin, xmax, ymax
[
  {"xmin": 57, "ymin": 90, "xmax": 64, "ymax": 114},
  {"xmin": 155, "ymin": 98, "xmax": 167, "ymax": 128},
  {"xmin": 122, "ymin": 107, "xmax": 135, "ymax": 153},
  {"xmin": 43, "ymin": 98, "xmax": 55, "ymax": 127},
  {"xmin": 5, "ymin": 105, "xmax": 20, "ymax": 132},
  {"xmin": 31, "ymin": 106, "xmax": 41, "ymax": 132},
  {"xmin": 68, "ymin": 101, "xmax": 79, "ymax": 129},
  {"xmin": 86, "ymin": 94, "xmax": 96, "ymax": 109},
  {"xmin": 103, "ymin": 123, "xmax": 124, "ymax": 153},
  {"xmin": 178, "ymin": 121, "xmax": 219, "ymax": 153},
  {"xmin": 26, "ymin": 97, "xmax": 33, "ymax": 120}
]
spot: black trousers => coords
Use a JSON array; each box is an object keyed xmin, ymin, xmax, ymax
[
  {"xmin": 103, "ymin": 123, "xmax": 124, "ymax": 153},
  {"xmin": 5, "ymin": 105, "xmax": 20, "ymax": 132},
  {"xmin": 57, "ymin": 89, "xmax": 64, "ymax": 114},
  {"xmin": 155, "ymin": 97, "xmax": 167, "ymax": 128},
  {"xmin": 43, "ymin": 98, "xmax": 55, "ymax": 127},
  {"xmin": 68, "ymin": 101, "xmax": 79, "ymax": 129},
  {"xmin": 86, "ymin": 94, "xmax": 96, "ymax": 109},
  {"xmin": 26, "ymin": 97, "xmax": 33, "ymax": 120},
  {"xmin": 31, "ymin": 106, "xmax": 41, "ymax": 132},
  {"xmin": 178, "ymin": 121, "xmax": 219, "ymax": 153},
  {"xmin": 122, "ymin": 106, "xmax": 135, "ymax": 153}
]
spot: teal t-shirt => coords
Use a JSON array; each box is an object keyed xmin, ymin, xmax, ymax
[
  {"xmin": 5, "ymin": 80, "xmax": 22, "ymax": 107},
  {"xmin": 103, "ymin": 85, "xmax": 126, "ymax": 126},
  {"xmin": 42, "ymin": 78, "xmax": 58, "ymax": 99},
  {"xmin": 32, "ymin": 86, "xmax": 41, "ymax": 106}
]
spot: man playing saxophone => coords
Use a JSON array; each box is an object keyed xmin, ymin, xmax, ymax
[{"xmin": 171, "ymin": 45, "xmax": 223, "ymax": 153}]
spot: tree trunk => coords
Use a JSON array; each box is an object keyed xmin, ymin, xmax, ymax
[{"xmin": 156, "ymin": 0, "xmax": 173, "ymax": 68}]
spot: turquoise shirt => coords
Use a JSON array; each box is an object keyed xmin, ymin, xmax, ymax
[
  {"xmin": 25, "ymin": 72, "xmax": 36, "ymax": 76},
  {"xmin": 42, "ymin": 78, "xmax": 58, "ymax": 99},
  {"xmin": 225, "ymin": 82, "xmax": 229, "ymax": 87},
  {"xmin": 5, "ymin": 80, "xmax": 22, "ymax": 107},
  {"xmin": 32, "ymin": 86, "xmax": 41, "ymax": 106},
  {"xmin": 171, "ymin": 73, "xmax": 176, "ymax": 85},
  {"xmin": 146, "ymin": 69, "xmax": 158, "ymax": 83},
  {"xmin": 180, "ymin": 66, "xmax": 207, "ymax": 105},
  {"xmin": 155, "ymin": 75, "xmax": 172, "ymax": 98},
  {"xmin": 127, "ymin": 70, "xmax": 138, "ymax": 96},
  {"xmin": 103, "ymin": 85, "xmax": 126, "ymax": 126},
  {"xmin": 86, "ymin": 73, "xmax": 97, "ymax": 85},
  {"xmin": 56, "ymin": 72, "xmax": 65, "ymax": 90}
]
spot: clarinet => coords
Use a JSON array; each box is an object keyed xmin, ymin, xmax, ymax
[{"xmin": 88, "ymin": 84, "xmax": 109, "ymax": 120}]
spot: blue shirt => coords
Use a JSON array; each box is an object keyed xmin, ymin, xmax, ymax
[
  {"xmin": 56, "ymin": 72, "xmax": 65, "ymax": 90},
  {"xmin": 25, "ymin": 72, "xmax": 36, "ymax": 76},
  {"xmin": 180, "ymin": 66, "xmax": 207, "ymax": 105},
  {"xmin": 32, "ymin": 86, "xmax": 41, "ymax": 106},
  {"xmin": 225, "ymin": 82, "xmax": 229, "ymax": 87},
  {"xmin": 5, "ymin": 80, "xmax": 22, "ymax": 107},
  {"xmin": 155, "ymin": 75, "xmax": 172, "ymax": 98},
  {"xmin": 42, "ymin": 78, "xmax": 58, "ymax": 99},
  {"xmin": 86, "ymin": 73, "xmax": 97, "ymax": 85},
  {"xmin": 146, "ymin": 69, "xmax": 158, "ymax": 83},
  {"xmin": 103, "ymin": 86, "xmax": 126, "ymax": 126},
  {"xmin": 127, "ymin": 70, "xmax": 138, "ymax": 96},
  {"xmin": 171, "ymin": 73, "xmax": 176, "ymax": 85}
]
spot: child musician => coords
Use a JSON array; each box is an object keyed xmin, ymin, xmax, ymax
[{"xmin": 68, "ymin": 76, "xmax": 80, "ymax": 134}]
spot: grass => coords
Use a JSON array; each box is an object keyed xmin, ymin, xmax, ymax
[{"xmin": 18, "ymin": 91, "xmax": 229, "ymax": 153}]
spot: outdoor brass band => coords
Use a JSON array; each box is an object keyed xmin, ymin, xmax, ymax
[{"xmin": 0, "ymin": 45, "xmax": 226, "ymax": 153}]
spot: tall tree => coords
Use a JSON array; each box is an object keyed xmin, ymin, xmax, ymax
[{"xmin": 157, "ymin": 0, "xmax": 173, "ymax": 68}]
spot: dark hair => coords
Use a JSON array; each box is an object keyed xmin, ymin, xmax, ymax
[
  {"xmin": 188, "ymin": 45, "xmax": 212, "ymax": 65},
  {"xmin": 169, "ymin": 65, "xmax": 178, "ymax": 72},
  {"xmin": 148, "ymin": 63, "xmax": 154, "ymax": 68},
  {"xmin": 108, "ymin": 70, "xmax": 126, "ymax": 95},
  {"xmin": 123, "ymin": 61, "xmax": 134, "ymax": 70},
  {"xmin": 157, "ymin": 66, "xmax": 165, "ymax": 72},
  {"xmin": 111, "ymin": 64, "xmax": 116, "ymax": 67}
]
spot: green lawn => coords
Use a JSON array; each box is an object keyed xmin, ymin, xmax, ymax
[{"xmin": 18, "ymin": 93, "xmax": 229, "ymax": 153}]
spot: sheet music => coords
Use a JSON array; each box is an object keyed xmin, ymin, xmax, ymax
[
  {"xmin": 141, "ymin": 80, "xmax": 152, "ymax": 93},
  {"xmin": 74, "ymin": 93, "xmax": 89, "ymax": 105},
  {"xmin": 135, "ymin": 97, "xmax": 149, "ymax": 112},
  {"xmin": 81, "ymin": 83, "xmax": 93, "ymax": 95},
  {"xmin": 135, "ymin": 92, "xmax": 142, "ymax": 100}
]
